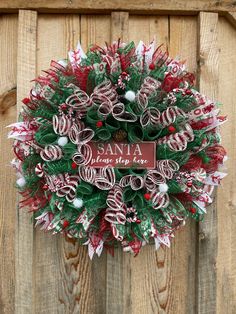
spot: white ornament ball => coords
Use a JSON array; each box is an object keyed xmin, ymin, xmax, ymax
[
  {"xmin": 16, "ymin": 177, "xmax": 26, "ymax": 187},
  {"xmin": 73, "ymin": 198, "xmax": 83, "ymax": 208},
  {"xmin": 57, "ymin": 136, "xmax": 68, "ymax": 147},
  {"xmin": 159, "ymin": 183, "xmax": 169, "ymax": 193},
  {"xmin": 125, "ymin": 90, "xmax": 136, "ymax": 102}
]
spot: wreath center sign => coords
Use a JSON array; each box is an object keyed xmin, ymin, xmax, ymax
[
  {"xmin": 9, "ymin": 40, "xmax": 227, "ymax": 258},
  {"xmin": 88, "ymin": 142, "xmax": 156, "ymax": 168}
]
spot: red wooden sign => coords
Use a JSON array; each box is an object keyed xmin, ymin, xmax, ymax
[{"xmin": 87, "ymin": 141, "xmax": 156, "ymax": 169}]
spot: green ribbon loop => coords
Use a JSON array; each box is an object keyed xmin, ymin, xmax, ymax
[
  {"xmin": 123, "ymin": 187, "xmax": 137, "ymax": 202},
  {"xmin": 128, "ymin": 125, "xmax": 144, "ymax": 142},
  {"xmin": 35, "ymin": 125, "xmax": 57, "ymax": 145},
  {"xmin": 62, "ymin": 143, "xmax": 77, "ymax": 160},
  {"xmin": 76, "ymin": 181, "xmax": 94, "ymax": 195},
  {"xmin": 96, "ymin": 127, "xmax": 111, "ymax": 141},
  {"xmin": 105, "ymin": 116, "xmax": 120, "ymax": 132}
]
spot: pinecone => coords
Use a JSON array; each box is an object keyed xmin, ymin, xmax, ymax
[{"xmin": 113, "ymin": 129, "xmax": 127, "ymax": 142}]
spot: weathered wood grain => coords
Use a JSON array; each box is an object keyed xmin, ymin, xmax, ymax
[
  {"xmin": 15, "ymin": 10, "xmax": 37, "ymax": 314},
  {"xmin": 105, "ymin": 13, "xmax": 131, "ymax": 314},
  {"xmin": 111, "ymin": 12, "xmax": 129, "ymax": 43},
  {"xmin": 81, "ymin": 15, "xmax": 111, "ymax": 49},
  {"xmin": 197, "ymin": 12, "xmax": 219, "ymax": 314},
  {"xmin": 225, "ymin": 11, "xmax": 236, "ymax": 28},
  {"xmin": 0, "ymin": 14, "xmax": 18, "ymax": 314},
  {"xmin": 0, "ymin": 88, "xmax": 16, "ymax": 114},
  {"xmin": 125, "ymin": 16, "xmax": 197, "ymax": 314},
  {"xmin": 35, "ymin": 14, "xmax": 83, "ymax": 314},
  {"xmin": 129, "ymin": 15, "xmax": 169, "ymax": 48},
  {"xmin": 217, "ymin": 16, "xmax": 236, "ymax": 314},
  {"xmin": 0, "ymin": 0, "xmax": 236, "ymax": 14}
]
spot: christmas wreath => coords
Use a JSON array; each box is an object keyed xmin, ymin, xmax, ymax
[{"xmin": 9, "ymin": 40, "xmax": 227, "ymax": 258}]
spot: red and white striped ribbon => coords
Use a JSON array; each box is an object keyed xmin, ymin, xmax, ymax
[
  {"xmin": 119, "ymin": 175, "xmax": 145, "ymax": 190},
  {"xmin": 136, "ymin": 77, "xmax": 161, "ymax": 110},
  {"xmin": 151, "ymin": 190, "xmax": 170, "ymax": 209},
  {"xmin": 159, "ymin": 106, "xmax": 187, "ymax": 127},
  {"xmin": 145, "ymin": 170, "xmax": 166, "ymax": 191},
  {"xmin": 105, "ymin": 185, "xmax": 127, "ymax": 225},
  {"xmin": 66, "ymin": 85, "xmax": 92, "ymax": 117},
  {"xmin": 53, "ymin": 114, "xmax": 72, "ymax": 135},
  {"xmin": 40, "ymin": 145, "xmax": 62, "ymax": 161},
  {"xmin": 158, "ymin": 123, "xmax": 194, "ymax": 151},
  {"xmin": 95, "ymin": 166, "xmax": 116, "ymax": 190},
  {"xmin": 140, "ymin": 107, "xmax": 160, "ymax": 127},
  {"xmin": 68, "ymin": 124, "xmax": 94, "ymax": 144},
  {"xmin": 156, "ymin": 160, "xmax": 179, "ymax": 179},
  {"xmin": 72, "ymin": 143, "xmax": 92, "ymax": 166}
]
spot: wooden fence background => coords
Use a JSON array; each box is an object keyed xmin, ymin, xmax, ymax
[{"xmin": 0, "ymin": 2, "xmax": 236, "ymax": 313}]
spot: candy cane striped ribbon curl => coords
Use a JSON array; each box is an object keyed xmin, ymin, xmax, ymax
[
  {"xmin": 111, "ymin": 224, "xmax": 124, "ymax": 241},
  {"xmin": 119, "ymin": 175, "xmax": 145, "ymax": 190},
  {"xmin": 78, "ymin": 166, "xmax": 96, "ymax": 184},
  {"xmin": 105, "ymin": 184, "xmax": 127, "ymax": 225},
  {"xmin": 68, "ymin": 124, "xmax": 94, "ymax": 145},
  {"xmin": 72, "ymin": 143, "xmax": 92, "ymax": 166},
  {"xmin": 53, "ymin": 114, "xmax": 73, "ymax": 136},
  {"xmin": 95, "ymin": 166, "xmax": 116, "ymax": 190},
  {"xmin": 158, "ymin": 123, "xmax": 194, "ymax": 151},
  {"xmin": 151, "ymin": 190, "xmax": 170, "ymax": 209},
  {"xmin": 156, "ymin": 160, "xmax": 179, "ymax": 180},
  {"xmin": 65, "ymin": 84, "xmax": 92, "ymax": 118},
  {"xmin": 56, "ymin": 174, "xmax": 80, "ymax": 202},
  {"xmin": 40, "ymin": 145, "xmax": 62, "ymax": 161},
  {"xmin": 91, "ymin": 80, "xmax": 118, "ymax": 118},
  {"xmin": 140, "ymin": 107, "xmax": 160, "ymax": 127},
  {"xmin": 112, "ymin": 102, "xmax": 137, "ymax": 122},
  {"xmin": 136, "ymin": 77, "xmax": 161, "ymax": 110},
  {"xmin": 145, "ymin": 170, "xmax": 166, "ymax": 191},
  {"xmin": 159, "ymin": 106, "xmax": 187, "ymax": 127}
]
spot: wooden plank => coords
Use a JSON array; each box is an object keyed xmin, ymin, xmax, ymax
[
  {"xmin": 35, "ymin": 14, "xmax": 85, "ymax": 314},
  {"xmin": 0, "ymin": 14, "xmax": 18, "ymax": 314},
  {"xmin": 225, "ymin": 11, "xmax": 236, "ymax": 28},
  {"xmin": 79, "ymin": 15, "xmax": 112, "ymax": 314},
  {"xmin": 111, "ymin": 12, "xmax": 129, "ymax": 42},
  {"xmin": 0, "ymin": 0, "xmax": 236, "ymax": 14},
  {"xmin": 197, "ymin": 12, "xmax": 219, "ymax": 314},
  {"xmin": 15, "ymin": 10, "xmax": 37, "ymax": 314},
  {"xmin": 217, "ymin": 16, "xmax": 236, "ymax": 314},
  {"xmin": 120, "ymin": 16, "xmax": 198, "ymax": 314},
  {"xmin": 105, "ymin": 13, "xmax": 130, "ymax": 314},
  {"xmin": 81, "ymin": 15, "xmax": 111, "ymax": 49},
  {"xmin": 129, "ymin": 15, "xmax": 169, "ymax": 48}
]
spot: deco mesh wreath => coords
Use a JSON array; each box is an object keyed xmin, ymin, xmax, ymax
[{"xmin": 9, "ymin": 40, "xmax": 227, "ymax": 258}]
